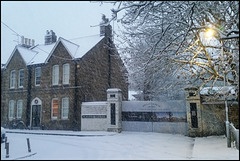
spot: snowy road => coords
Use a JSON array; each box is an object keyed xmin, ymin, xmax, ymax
[{"xmin": 1, "ymin": 130, "xmax": 239, "ymax": 160}]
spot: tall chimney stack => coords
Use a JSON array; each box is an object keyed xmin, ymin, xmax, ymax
[
  {"xmin": 45, "ymin": 30, "xmax": 57, "ymax": 45},
  {"xmin": 100, "ymin": 14, "xmax": 112, "ymax": 39}
]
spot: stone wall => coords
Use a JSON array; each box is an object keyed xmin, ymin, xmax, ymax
[
  {"xmin": 81, "ymin": 102, "xmax": 108, "ymax": 131},
  {"xmin": 228, "ymin": 104, "xmax": 239, "ymax": 129},
  {"xmin": 201, "ymin": 104, "xmax": 225, "ymax": 136}
]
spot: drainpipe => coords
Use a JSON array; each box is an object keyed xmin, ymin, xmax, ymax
[
  {"xmin": 26, "ymin": 66, "xmax": 32, "ymax": 128},
  {"xmin": 108, "ymin": 44, "xmax": 111, "ymax": 89},
  {"xmin": 73, "ymin": 60, "xmax": 79, "ymax": 130}
]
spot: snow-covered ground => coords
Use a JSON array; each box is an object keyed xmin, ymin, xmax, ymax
[{"xmin": 1, "ymin": 129, "xmax": 239, "ymax": 160}]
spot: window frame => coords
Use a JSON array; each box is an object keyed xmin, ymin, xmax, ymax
[
  {"xmin": 18, "ymin": 69, "xmax": 24, "ymax": 88},
  {"xmin": 51, "ymin": 98, "xmax": 58, "ymax": 119},
  {"xmin": 17, "ymin": 100, "xmax": 23, "ymax": 119},
  {"xmin": 62, "ymin": 97, "xmax": 69, "ymax": 119},
  {"xmin": 9, "ymin": 100, "xmax": 15, "ymax": 119},
  {"xmin": 35, "ymin": 67, "xmax": 41, "ymax": 86},
  {"xmin": 63, "ymin": 63, "xmax": 70, "ymax": 85},
  {"xmin": 10, "ymin": 70, "xmax": 16, "ymax": 89},
  {"xmin": 52, "ymin": 65, "xmax": 59, "ymax": 85}
]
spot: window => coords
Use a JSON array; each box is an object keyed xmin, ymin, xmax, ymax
[
  {"xmin": 62, "ymin": 97, "xmax": 69, "ymax": 119},
  {"xmin": 10, "ymin": 70, "xmax": 16, "ymax": 88},
  {"xmin": 17, "ymin": 100, "xmax": 23, "ymax": 118},
  {"xmin": 9, "ymin": 100, "xmax": 14, "ymax": 119},
  {"xmin": 52, "ymin": 65, "xmax": 59, "ymax": 85},
  {"xmin": 63, "ymin": 64, "xmax": 70, "ymax": 84},
  {"xmin": 18, "ymin": 69, "xmax": 24, "ymax": 88},
  {"xmin": 35, "ymin": 67, "xmax": 41, "ymax": 86},
  {"xmin": 51, "ymin": 99, "xmax": 58, "ymax": 119}
]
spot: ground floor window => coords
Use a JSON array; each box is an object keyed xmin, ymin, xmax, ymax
[
  {"xmin": 62, "ymin": 97, "xmax": 69, "ymax": 119},
  {"xmin": 52, "ymin": 99, "xmax": 58, "ymax": 119},
  {"xmin": 9, "ymin": 100, "xmax": 15, "ymax": 119},
  {"xmin": 17, "ymin": 100, "xmax": 23, "ymax": 118}
]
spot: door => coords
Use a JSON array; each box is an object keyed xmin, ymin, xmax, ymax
[{"xmin": 32, "ymin": 105, "xmax": 41, "ymax": 127}]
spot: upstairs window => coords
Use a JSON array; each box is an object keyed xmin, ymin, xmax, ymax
[
  {"xmin": 10, "ymin": 70, "xmax": 16, "ymax": 89},
  {"xmin": 63, "ymin": 63, "xmax": 70, "ymax": 84},
  {"xmin": 19, "ymin": 69, "xmax": 24, "ymax": 88},
  {"xmin": 52, "ymin": 65, "xmax": 59, "ymax": 85},
  {"xmin": 17, "ymin": 100, "xmax": 23, "ymax": 119},
  {"xmin": 35, "ymin": 67, "xmax": 41, "ymax": 86}
]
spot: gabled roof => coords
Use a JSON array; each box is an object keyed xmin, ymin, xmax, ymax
[
  {"xmin": 44, "ymin": 37, "xmax": 76, "ymax": 63},
  {"xmin": 70, "ymin": 35, "xmax": 104, "ymax": 58},
  {"xmin": 30, "ymin": 43, "xmax": 55, "ymax": 65},
  {"xmin": 5, "ymin": 35, "xmax": 105, "ymax": 67},
  {"xmin": 5, "ymin": 45, "xmax": 38, "ymax": 67}
]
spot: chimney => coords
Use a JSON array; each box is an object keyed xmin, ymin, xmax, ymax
[
  {"xmin": 100, "ymin": 14, "xmax": 112, "ymax": 39},
  {"xmin": 21, "ymin": 36, "xmax": 24, "ymax": 45},
  {"xmin": 20, "ymin": 36, "xmax": 35, "ymax": 48},
  {"xmin": 45, "ymin": 30, "xmax": 57, "ymax": 45},
  {"xmin": 32, "ymin": 39, "xmax": 35, "ymax": 46}
]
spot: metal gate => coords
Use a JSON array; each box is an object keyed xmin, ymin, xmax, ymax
[{"xmin": 121, "ymin": 101, "xmax": 188, "ymax": 135}]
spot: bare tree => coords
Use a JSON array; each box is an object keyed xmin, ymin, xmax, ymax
[{"xmin": 102, "ymin": 1, "xmax": 239, "ymax": 101}]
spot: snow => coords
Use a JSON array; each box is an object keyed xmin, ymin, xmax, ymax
[
  {"xmin": 30, "ymin": 43, "xmax": 56, "ymax": 64},
  {"xmin": 82, "ymin": 101, "xmax": 107, "ymax": 106},
  {"xmin": 5, "ymin": 35, "xmax": 103, "ymax": 66},
  {"xmin": 59, "ymin": 37, "xmax": 78, "ymax": 58},
  {"xmin": 200, "ymin": 86, "xmax": 236, "ymax": 95},
  {"xmin": 1, "ymin": 129, "xmax": 238, "ymax": 160},
  {"xmin": 71, "ymin": 35, "xmax": 104, "ymax": 58}
]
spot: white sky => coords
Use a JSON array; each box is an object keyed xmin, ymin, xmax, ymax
[
  {"xmin": 1, "ymin": 130, "xmax": 239, "ymax": 160},
  {"xmin": 1, "ymin": 1, "xmax": 118, "ymax": 64}
]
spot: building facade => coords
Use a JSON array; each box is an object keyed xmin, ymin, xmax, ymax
[{"xmin": 1, "ymin": 17, "xmax": 128, "ymax": 130}]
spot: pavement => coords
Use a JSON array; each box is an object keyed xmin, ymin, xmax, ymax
[{"xmin": 5, "ymin": 128, "xmax": 117, "ymax": 137}]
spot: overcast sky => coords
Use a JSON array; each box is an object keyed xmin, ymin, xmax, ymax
[{"xmin": 1, "ymin": 1, "xmax": 118, "ymax": 64}]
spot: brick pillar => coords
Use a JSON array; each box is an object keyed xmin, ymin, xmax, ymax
[{"xmin": 107, "ymin": 88, "xmax": 122, "ymax": 133}]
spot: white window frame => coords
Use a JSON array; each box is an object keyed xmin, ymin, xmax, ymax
[
  {"xmin": 17, "ymin": 100, "xmax": 23, "ymax": 119},
  {"xmin": 63, "ymin": 63, "xmax": 70, "ymax": 84},
  {"xmin": 10, "ymin": 70, "xmax": 16, "ymax": 89},
  {"xmin": 35, "ymin": 67, "xmax": 41, "ymax": 86},
  {"xmin": 51, "ymin": 98, "xmax": 58, "ymax": 119},
  {"xmin": 52, "ymin": 65, "xmax": 59, "ymax": 85},
  {"xmin": 9, "ymin": 100, "xmax": 15, "ymax": 119},
  {"xmin": 62, "ymin": 97, "xmax": 69, "ymax": 119},
  {"xmin": 18, "ymin": 69, "xmax": 24, "ymax": 88}
]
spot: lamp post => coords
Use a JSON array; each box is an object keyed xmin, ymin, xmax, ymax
[
  {"xmin": 205, "ymin": 28, "xmax": 231, "ymax": 147},
  {"xmin": 220, "ymin": 38, "xmax": 231, "ymax": 147}
]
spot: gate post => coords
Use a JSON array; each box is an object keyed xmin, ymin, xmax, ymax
[
  {"xmin": 106, "ymin": 88, "xmax": 122, "ymax": 133},
  {"xmin": 185, "ymin": 87, "xmax": 203, "ymax": 137}
]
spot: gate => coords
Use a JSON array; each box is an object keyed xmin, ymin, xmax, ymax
[{"xmin": 122, "ymin": 101, "xmax": 188, "ymax": 135}]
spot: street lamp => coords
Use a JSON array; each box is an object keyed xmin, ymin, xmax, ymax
[{"xmin": 220, "ymin": 38, "xmax": 231, "ymax": 148}]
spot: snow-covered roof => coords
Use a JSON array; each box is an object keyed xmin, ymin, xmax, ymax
[
  {"xmin": 30, "ymin": 43, "xmax": 56, "ymax": 65},
  {"xmin": 70, "ymin": 35, "xmax": 104, "ymax": 58},
  {"xmin": 6, "ymin": 35, "xmax": 104, "ymax": 67},
  {"xmin": 200, "ymin": 86, "xmax": 236, "ymax": 95},
  {"xmin": 5, "ymin": 45, "xmax": 38, "ymax": 67}
]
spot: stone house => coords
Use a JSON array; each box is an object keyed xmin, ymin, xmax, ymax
[{"xmin": 1, "ymin": 17, "xmax": 128, "ymax": 130}]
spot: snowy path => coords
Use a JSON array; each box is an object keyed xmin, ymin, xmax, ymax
[{"xmin": 1, "ymin": 130, "xmax": 239, "ymax": 160}]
